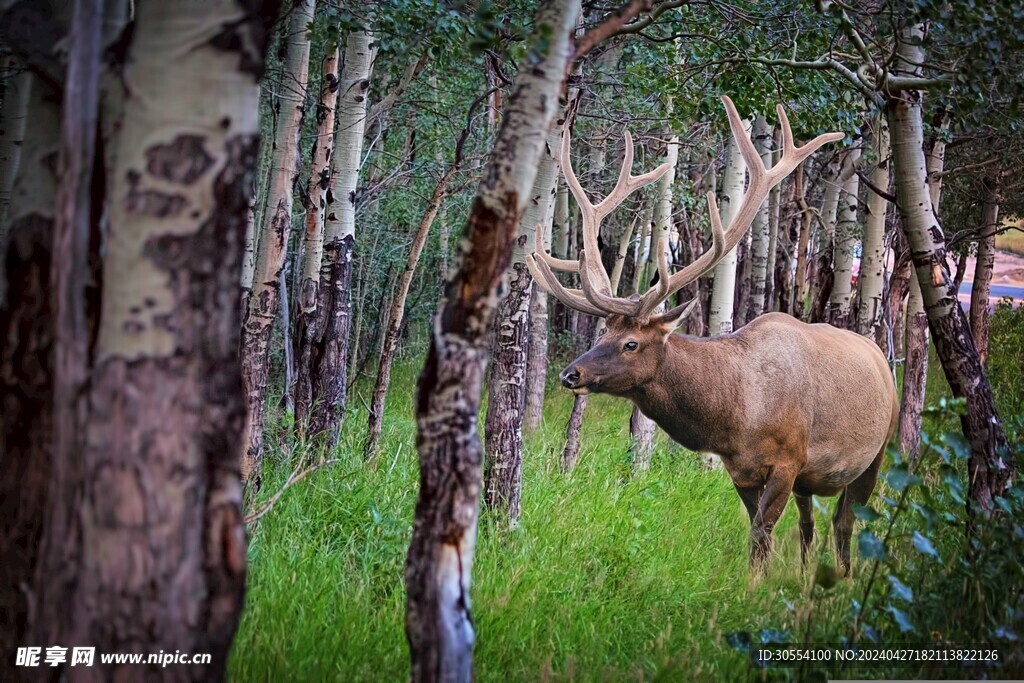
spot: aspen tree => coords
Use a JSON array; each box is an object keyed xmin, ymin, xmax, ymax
[
  {"xmin": 405, "ymin": 0, "xmax": 580, "ymax": 675},
  {"xmin": 970, "ymin": 171, "xmax": 1000, "ymax": 363},
  {"xmin": 304, "ymin": 28, "xmax": 374, "ymax": 444},
  {"xmin": 856, "ymin": 118, "xmax": 889, "ymax": 337},
  {"xmin": 27, "ymin": 0, "xmax": 276, "ymax": 676},
  {"xmin": 828, "ymin": 161, "xmax": 860, "ymax": 328},
  {"xmin": 746, "ymin": 114, "xmax": 772, "ymax": 321},
  {"xmin": 294, "ymin": 41, "xmax": 340, "ymax": 431},
  {"xmin": 707, "ymin": 118, "xmax": 750, "ymax": 335},
  {"xmin": 240, "ymin": 0, "xmax": 313, "ymax": 487}
]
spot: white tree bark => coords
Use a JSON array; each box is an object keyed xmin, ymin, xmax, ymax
[
  {"xmin": 746, "ymin": 114, "xmax": 773, "ymax": 321},
  {"xmin": 707, "ymin": 118, "xmax": 750, "ymax": 335},
  {"xmin": 829, "ymin": 162, "xmax": 861, "ymax": 328},
  {"xmin": 239, "ymin": 0, "xmax": 313, "ymax": 487},
  {"xmin": 0, "ymin": 58, "xmax": 29, "ymax": 245},
  {"xmin": 856, "ymin": 118, "xmax": 889, "ymax": 337}
]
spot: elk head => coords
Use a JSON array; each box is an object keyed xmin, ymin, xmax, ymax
[{"xmin": 527, "ymin": 96, "xmax": 843, "ymax": 398}]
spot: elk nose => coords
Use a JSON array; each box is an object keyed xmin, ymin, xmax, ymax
[{"xmin": 561, "ymin": 367, "xmax": 581, "ymax": 388}]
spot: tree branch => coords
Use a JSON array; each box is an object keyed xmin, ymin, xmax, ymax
[
  {"xmin": 573, "ymin": 0, "xmax": 654, "ymax": 62},
  {"xmin": 856, "ymin": 169, "xmax": 896, "ymax": 203},
  {"xmin": 366, "ymin": 50, "xmax": 429, "ymax": 123}
]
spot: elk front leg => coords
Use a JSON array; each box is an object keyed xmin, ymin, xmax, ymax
[{"xmin": 750, "ymin": 466, "xmax": 798, "ymax": 572}]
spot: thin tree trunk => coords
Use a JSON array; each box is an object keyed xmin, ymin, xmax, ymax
[
  {"xmin": 829, "ymin": 157, "xmax": 861, "ymax": 328},
  {"xmin": 887, "ymin": 25, "xmax": 1010, "ymax": 510},
  {"xmin": 631, "ymin": 126, "xmax": 677, "ymax": 470},
  {"xmin": 898, "ymin": 274, "xmax": 929, "ymax": 463},
  {"xmin": 970, "ymin": 172, "xmax": 1000, "ymax": 364},
  {"xmin": 484, "ymin": 117, "xmax": 562, "ymax": 521},
  {"xmin": 746, "ymin": 115, "xmax": 772, "ymax": 321},
  {"xmin": 294, "ymin": 43, "xmax": 340, "ymax": 430},
  {"xmin": 30, "ymin": 2, "xmax": 275, "ymax": 678},
  {"xmin": 523, "ymin": 172, "xmax": 556, "ymax": 432},
  {"xmin": 304, "ymin": 28, "xmax": 374, "ymax": 446},
  {"xmin": 240, "ymin": 0, "xmax": 313, "ymax": 489},
  {"xmin": 0, "ymin": 70, "xmax": 60, "ymax": 677},
  {"xmin": 365, "ymin": 171, "xmax": 453, "ymax": 462},
  {"xmin": 792, "ymin": 167, "xmax": 811, "ymax": 317},
  {"xmin": 0, "ymin": 58, "xmax": 29, "ymax": 302},
  {"xmin": 708, "ymin": 118, "xmax": 749, "ymax": 335},
  {"xmin": 856, "ymin": 118, "xmax": 889, "ymax": 338},
  {"xmin": 765, "ymin": 130, "xmax": 782, "ymax": 311},
  {"xmin": 405, "ymin": 0, "xmax": 578, "ymax": 677}
]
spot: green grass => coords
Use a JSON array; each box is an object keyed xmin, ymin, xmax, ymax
[
  {"xmin": 996, "ymin": 218, "xmax": 1024, "ymax": 256},
  {"xmin": 231, "ymin": 344, "xmax": 1013, "ymax": 682}
]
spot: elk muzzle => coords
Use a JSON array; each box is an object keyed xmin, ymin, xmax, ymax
[{"xmin": 560, "ymin": 365, "xmax": 589, "ymax": 394}]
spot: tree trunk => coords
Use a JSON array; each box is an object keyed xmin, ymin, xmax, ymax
[
  {"xmin": 708, "ymin": 118, "xmax": 749, "ymax": 335},
  {"xmin": 29, "ymin": 2, "xmax": 275, "ymax": 678},
  {"xmin": 304, "ymin": 28, "xmax": 374, "ymax": 446},
  {"xmin": 0, "ymin": 58, "xmax": 29, "ymax": 304},
  {"xmin": 765, "ymin": 130, "xmax": 782, "ymax": 311},
  {"xmin": 828, "ymin": 158, "xmax": 861, "ymax": 329},
  {"xmin": 484, "ymin": 120, "xmax": 560, "ymax": 521},
  {"xmin": 746, "ymin": 115, "xmax": 772, "ymax": 321},
  {"xmin": 0, "ymin": 70, "xmax": 59, "ymax": 676},
  {"xmin": 792, "ymin": 167, "xmax": 811, "ymax": 317},
  {"xmin": 405, "ymin": 0, "xmax": 578, "ymax": 677},
  {"xmin": 630, "ymin": 126, "xmax": 677, "ymax": 469},
  {"xmin": 898, "ymin": 274, "xmax": 929, "ymax": 463},
  {"xmin": 294, "ymin": 43, "xmax": 340, "ymax": 430},
  {"xmin": 887, "ymin": 26, "xmax": 1010, "ymax": 510},
  {"xmin": 365, "ymin": 173, "xmax": 452, "ymax": 462},
  {"xmin": 240, "ymin": 0, "xmax": 313, "ymax": 489},
  {"xmin": 856, "ymin": 119, "xmax": 889, "ymax": 338},
  {"xmin": 970, "ymin": 172, "xmax": 1000, "ymax": 364},
  {"xmin": 523, "ymin": 155, "xmax": 558, "ymax": 433}
]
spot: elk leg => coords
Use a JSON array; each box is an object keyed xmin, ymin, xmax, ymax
[
  {"xmin": 794, "ymin": 493, "xmax": 815, "ymax": 566},
  {"xmin": 734, "ymin": 484, "xmax": 761, "ymax": 523},
  {"xmin": 833, "ymin": 448, "xmax": 884, "ymax": 575},
  {"xmin": 750, "ymin": 467, "xmax": 798, "ymax": 572}
]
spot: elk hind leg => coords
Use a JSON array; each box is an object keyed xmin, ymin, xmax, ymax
[
  {"xmin": 833, "ymin": 448, "xmax": 884, "ymax": 575},
  {"xmin": 794, "ymin": 493, "xmax": 815, "ymax": 567}
]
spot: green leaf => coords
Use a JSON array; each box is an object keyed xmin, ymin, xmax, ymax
[
  {"xmin": 858, "ymin": 530, "xmax": 888, "ymax": 561},
  {"xmin": 885, "ymin": 465, "xmax": 922, "ymax": 492},
  {"xmin": 887, "ymin": 605, "xmax": 916, "ymax": 633},
  {"xmin": 887, "ymin": 574, "xmax": 914, "ymax": 602},
  {"xmin": 912, "ymin": 531, "xmax": 939, "ymax": 558},
  {"xmin": 853, "ymin": 503, "xmax": 882, "ymax": 522}
]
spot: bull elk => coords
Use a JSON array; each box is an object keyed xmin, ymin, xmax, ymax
[{"xmin": 527, "ymin": 97, "xmax": 899, "ymax": 573}]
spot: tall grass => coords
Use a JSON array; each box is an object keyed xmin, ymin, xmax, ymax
[{"xmin": 231, "ymin": 337, "xmax": 1018, "ymax": 681}]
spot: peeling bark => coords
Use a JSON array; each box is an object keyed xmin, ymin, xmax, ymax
[
  {"xmin": 303, "ymin": 28, "xmax": 374, "ymax": 447},
  {"xmin": 240, "ymin": 0, "xmax": 312, "ymax": 488},
  {"xmin": 405, "ymin": 0, "xmax": 579, "ymax": 677},
  {"xmin": 27, "ymin": 1, "xmax": 276, "ymax": 680},
  {"xmin": 888, "ymin": 25, "xmax": 1010, "ymax": 510}
]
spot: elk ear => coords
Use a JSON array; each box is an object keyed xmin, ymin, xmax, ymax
[{"xmin": 654, "ymin": 298, "xmax": 698, "ymax": 333}]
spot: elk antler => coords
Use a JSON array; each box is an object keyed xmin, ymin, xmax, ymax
[{"xmin": 528, "ymin": 96, "xmax": 843, "ymax": 320}]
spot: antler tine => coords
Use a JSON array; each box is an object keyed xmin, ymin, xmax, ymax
[
  {"xmin": 526, "ymin": 253, "xmax": 608, "ymax": 318},
  {"xmin": 722, "ymin": 96, "xmax": 764, "ymax": 181},
  {"xmin": 635, "ymin": 96, "xmax": 843, "ymax": 318},
  {"xmin": 578, "ymin": 249, "xmax": 639, "ymax": 316},
  {"xmin": 532, "ymin": 224, "xmax": 578, "ymax": 272}
]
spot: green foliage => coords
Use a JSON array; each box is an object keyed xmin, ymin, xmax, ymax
[{"xmin": 988, "ymin": 300, "xmax": 1024, "ymax": 416}]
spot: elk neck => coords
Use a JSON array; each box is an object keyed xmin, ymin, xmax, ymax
[{"xmin": 621, "ymin": 331, "xmax": 748, "ymax": 454}]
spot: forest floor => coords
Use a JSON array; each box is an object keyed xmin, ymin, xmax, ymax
[{"xmin": 230, "ymin": 343, "xmax": 978, "ymax": 682}]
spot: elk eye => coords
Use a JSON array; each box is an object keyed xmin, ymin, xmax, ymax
[{"xmin": 623, "ymin": 340, "xmax": 638, "ymax": 352}]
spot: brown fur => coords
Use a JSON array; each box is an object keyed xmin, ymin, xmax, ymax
[{"xmin": 561, "ymin": 311, "xmax": 899, "ymax": 573}]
